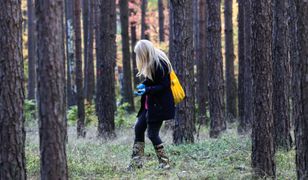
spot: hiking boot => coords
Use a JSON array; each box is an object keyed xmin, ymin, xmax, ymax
[
  {"xmin": 127, "ymin": 142, "xmax": 145, "ymax": 171},
  {"xmin": 154, "ymin": 144, "xmax": 170, "ymax": 169}
]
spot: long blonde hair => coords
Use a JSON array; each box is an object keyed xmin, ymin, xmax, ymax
[{"xmin": 134, "ymin": 40, "xmax": 172, "ymax": 81}]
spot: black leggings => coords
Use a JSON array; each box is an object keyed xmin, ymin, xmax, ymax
[{"xmin": 134, "ymin": 110, "xmax": 163, "ymax": 146}]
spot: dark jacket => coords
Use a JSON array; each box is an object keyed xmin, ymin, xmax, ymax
[{"xmin": 137, "ymin": 60, "xmax": 175, "ymax": 122}]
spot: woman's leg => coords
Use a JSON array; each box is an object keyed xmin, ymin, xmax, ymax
[
  {"xmin": 147, "ymin": 121, "xmax": 163, "ymax": 146},
  {"xmin": 147, "ymin": 120, "xmax": 170, "ymax": 169},
  {"xmin": 134, "ymin": 110, "xmax": 148, "ymax": 143},
  {"xmin": 128, "ymin": 110, "xmax": 148, "ymax": 170}
]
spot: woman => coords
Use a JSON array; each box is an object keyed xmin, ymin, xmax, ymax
[{"xmin": 128, "ymin": 40, "xmax": 175, "ymax": 170}]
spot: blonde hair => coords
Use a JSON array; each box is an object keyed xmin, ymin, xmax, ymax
[{"xmin": 134, "ymin": 39, "xmax": 172, "ymax": 81}]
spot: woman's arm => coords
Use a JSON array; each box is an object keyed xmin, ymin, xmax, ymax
[{"xmin": 145, "ymin": 63, "xmax": 170, "ymax": 94}]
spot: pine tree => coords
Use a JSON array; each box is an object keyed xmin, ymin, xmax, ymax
[
  {"xmin": 74, "ymin": 0, "xmax": 86, "ymax": 137},
  {"xmin": 224, "ymin": 0, "xmax": 237, "ymax": 121},
  {"xmin": 251, "ymin": 0, "xmax": 276, "ymax": 177},
  {"xmin": 0, "ymin": 0, "xmax": 26, "ymax": 179},
  {"xmin": 96, "ymin": 0, "xmax": 116, "ymax": 138},
  {"xmin": 36, "ymin": 0, "xmax": 68, "ymax": 178},
  {"xmin": 272, "ymin": 0, "xmax": 292, "ymax": 150},
  {"xmin": 170, "ymin": 0, "xmax": 195, "ymax": 144},
  {"xmin": 294, "ymin": 0, "xmax": 308, "ymax": 178},
  {"xmin": 27, "ymin": 0, "xmax": 36, "ymax": 100},
  {"xmin": 207, "ymin": 0, "xmax": 226, "ymax": 138},
  {"xmin": 120, "ymin": 0, "xmax": 135, "ymax": 112}
]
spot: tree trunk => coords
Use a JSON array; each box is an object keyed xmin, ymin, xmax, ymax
[
  {"xmin": 237, "ymin": 0, "xmax": 246, "ymax": 134},
  {"xmin": 197, "ymin": 0, "xmax": 208, "ymax": 125},
  {"xmin": 65, "ymin": 0, "xmax": 76, "ymax": 107},
  {"xmin": 294, "ymin": 0, "xmax": 308, "ymax": 178},
  {"xmin": 36, "ymin": 0, "xmax": 68, "ymax": 178},
  {"xmin": 288, "ymin": 0, "xmax": 299, "ymax": 128},
  {"xmin": 84, "ymin": 0, "xmax": 95, "ymax": 103},
  {"xmin": 131, "ymin": 24, "xmax": 138, "ymax": 87},
  {"xmin": 0, "ymin": 1, "xmax": 26, "ymax": 179},
  {"xmin": 96, "ymin": 0, "xmax": 116, "ymax": 138},
  {"xmin": 206, "ymin": 0, "xmax": 226, "ymax": 138},
  {"xmin": 82, "ymin": 0, "xmax": 88, "ymax": 70},
  {"xmin": 193, "ymin": 0, "xmax": 199, "ymax": 124},
  {"xmin": 165, "ymin": 0, "xmax": 175, "ymax": 130},
  {"xmin": 130, "ymin": 2, "xmax": 139, "ymax": 87},
  {"xmin": 141, "ymin": 0, "xmax": 149, "ymax": 39},
  {"xmin": 170, "ymin": 0, "xmax": 195, "ymax": 144},
  {"xmin": 120, "ymin": 0, "xmax": 135, "ymax": 112},
  {"xmin": 251, "ymin": 0, "xmax": 276, "ymax": 177},
  {"xmin": 243, "ymin": 0, "xmax": 253, "ymax": 133},
  {"xmin": 27, "ymin": 0, "xmax": 36, "ymax": 100},
  {"xmin": 74, "ymin": 0, "xmax": 86, "ymax": 138},
  {"xmin": 224, "ymin": 0, "xmax": 237, "ymax": 121},
  {"xmin": 193, "ymin": 0, "xmax": 199, "ymax": 65},
  {"xmin": 158, "ymin": 0, "xmax": 165, "ymax": 42},
  {"xmin": 272, "ymin": 0, "xmax": 292, "ymax": 150}
]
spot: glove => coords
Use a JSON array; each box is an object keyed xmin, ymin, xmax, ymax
[
  {"xmin": 134, "ymin": 88, "xmax": 146, "ymax": 96},
  {"xmin": 136, "ymin": 84, "xmax": 145, "ymax": 90}
]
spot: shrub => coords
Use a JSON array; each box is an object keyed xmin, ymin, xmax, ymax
[{"xmin": 24, "ymin": 99, "xmax": 37, "ymax": 126}]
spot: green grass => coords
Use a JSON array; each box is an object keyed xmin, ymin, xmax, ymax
[{"xmin": 25, "ymin": 124, "xmax": 296, "ymax": 180}]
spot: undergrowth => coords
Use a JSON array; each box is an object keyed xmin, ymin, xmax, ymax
[{"xmin": 25, "ymin": 124, "xmax": 296, "ymax": 180}]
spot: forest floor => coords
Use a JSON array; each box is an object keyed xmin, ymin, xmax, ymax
[{"xmin": 26, "ymin": 122, "xmax": 296, "ymax": 180}]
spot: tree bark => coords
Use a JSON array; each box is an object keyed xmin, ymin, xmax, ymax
[
  {"xmin": 96, "ymin": 0, "xmax": 116, "ymax": 138},
  {"xmin": 237, "ymin": 0, "xmax": 246, "ymax": 134},
  {"xmin": 197, "ymin": 0, "xmax": 208, "ymax": 125},
  {"xmin": 294, "ymin": 0, "xmax": 308, "ymax": 178},
  {"xmin": 131, "ymin": 22, "xmax": 138, "ymax": 87},
  {"xmin": 272, "ymin": 0, "xmax": 292, "ymax": 150},
  {"xmin": 251, "ymin": 0, "xmax": 276, "ymax": 177},
  {"xmin": 36, "ymin": 0, "xmax": 68, "ymax": 178},
  {"xmin": 206, "ymin": 0, "xmax": 226, "ymax": 138},
  {"xmin": 130, "ymin": 1, "xmax": 139, "ymax": 87},
  {"xmin": 158, "ymin": 0, "xmax": 165, "ymax": 42},
  {"xmin": 288, "ymin": 0, "xmax": 299, "ymax": 128},
  {"xmin": 243, "ymin": 0, "xmax": 253, "ymax": 133},
  {"xmin": 27, "ymin": 0, "xmax": 36, "ymax": 100},
  {"xmin": 65, "ymin": 0, "xmax": 76, "ymax": 107},
  {"xmin": 84, "ymin": 0, "xmax": 95, "ymax": 103},
  {"xmin": 74, "ymin": 0, "xmax": 86, "ymax": 138},
  {"xmin": 224, "ymin": 0, "xmax": 237, "ymax": 121},
  {"xmin": 141, "ymin": 0, "xmax": 149, "ymax": 39},
  {"xmin": 0, "ymin": 0, "xmax": 26, "ymax": 179},
  {"xmin": 120, "ymin": 0, "xmax": 135, "ymax": 112},
  {"xmin": 170, "ymin": 0, "xmax": 195, "ymax": 144}
]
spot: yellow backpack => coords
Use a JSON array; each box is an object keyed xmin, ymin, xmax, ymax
[{"xmin": 170, "ymin": 70, "xmax": 186, "ymax": 104}]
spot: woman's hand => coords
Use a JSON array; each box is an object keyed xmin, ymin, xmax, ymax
[
  {"xmin": 136, "ymin": 84, "xmax": 145, "ymax": 90},
  {"xmin": 134, "ymin": 88, "xmax": 146, "ymax": 96}
]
